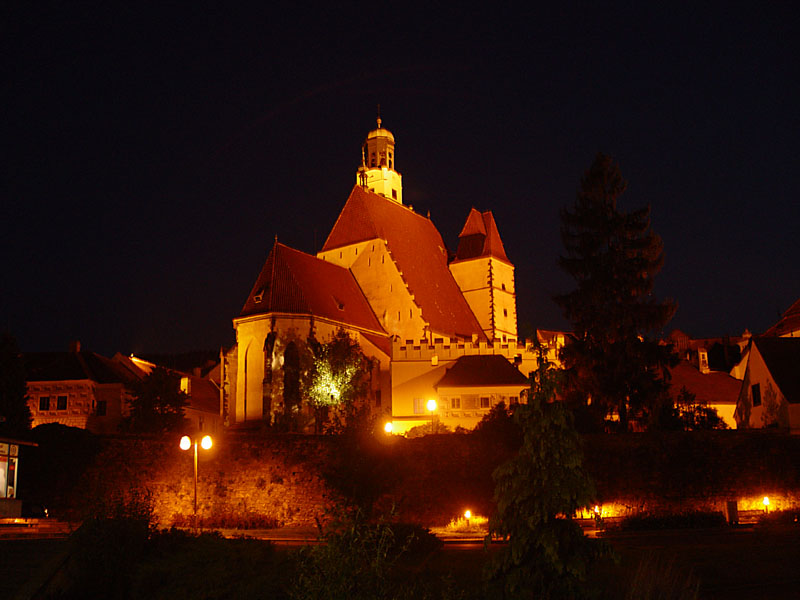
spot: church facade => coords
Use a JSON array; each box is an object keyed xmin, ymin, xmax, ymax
[{"xmin": 226, "ymin": 120, "xmax": 548, "ymax": 434}]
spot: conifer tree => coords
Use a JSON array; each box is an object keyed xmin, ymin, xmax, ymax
[
  {"xmin": 556, "ymin": 153, "xmax": 677, "ymax": 431},
  {"xmin": 487, "ymin": 347, "xmax": 607, "ymax": 599},
  {"xmin": 0, "ymin": 332, "xmax": 32, "ymax": 435}
]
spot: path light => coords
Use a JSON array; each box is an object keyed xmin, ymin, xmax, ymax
[
  {"xmin": 763, "ymin": 496, "xmax": 770, "ymax": 513},
  {"xmin": 464, "ymin": 509, "xmax": 471, "ymax": 525},
  {"xmin": 180, "ymin": 434, "xmax": 213, "ymax": 532}
]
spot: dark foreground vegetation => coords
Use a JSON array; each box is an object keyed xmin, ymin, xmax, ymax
[{"xmin": 20, "ymin": 507, "xmax": 799, "ymax": 600}]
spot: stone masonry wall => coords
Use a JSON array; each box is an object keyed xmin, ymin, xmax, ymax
[{"xmin": 69, "ymin": 430, "xmax": 800, "ymax": 528}]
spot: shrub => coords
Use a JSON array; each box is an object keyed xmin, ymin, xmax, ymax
[{"xmin": 619, "ymin": 511, "xmax": 726, "ymax": 531}]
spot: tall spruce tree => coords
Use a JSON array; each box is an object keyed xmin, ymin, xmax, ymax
[
  {"xmin": 0, "ymin": 332, "xmax": 32, "ymax": 436},
  {"xmin": 555, "ymin": 153, "xmax": 677, "ymax": 431}
]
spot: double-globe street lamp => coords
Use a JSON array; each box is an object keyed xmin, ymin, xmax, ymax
[{"xmin": 180, "ymin": 434, "xmax": 212, "ymax": 531}]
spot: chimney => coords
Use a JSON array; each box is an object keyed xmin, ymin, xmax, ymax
[
  {"xmin": 698, "ymin": 348, "xmax": 710, "ymax": 374},
  {"xmin": 69, "ymin": 340, "xmax": 81, "ymax": 353}
]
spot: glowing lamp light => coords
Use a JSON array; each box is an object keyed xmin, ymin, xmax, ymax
[
  {"xmin": 763, "ymin": 496, "xmax": 770, "ymax": 511},
  {"xmin": 426, "ymin": 399, "xmax": 437, "ymax": 412},
  {"xmin": 180, "ymin": 435, "xmax": 191, "ymax": 451},
  {"xmin": 384, "ymin": 422, "xmax": 393, "ymax": 434},
  {"xmin": 593, "ymin": 505, "xmax": 601, "ymax": 516},
  {"xmin": 201, "ymin": 435, "xmax": 212, "ymax": 450},
  {"xmin": 464, "ymin": 510, "xmax": 472, "ymax": 520}
]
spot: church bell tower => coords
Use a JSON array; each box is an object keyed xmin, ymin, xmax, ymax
[{"xmin": 356, "ymin": 116, "xmax": 403, "ymax": 204}]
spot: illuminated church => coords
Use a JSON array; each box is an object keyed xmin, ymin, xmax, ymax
[{"xmin": 225, "ymin": 119, "xmax": 546, "ymax": 434}]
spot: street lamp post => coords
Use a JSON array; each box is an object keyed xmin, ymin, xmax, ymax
[
  {"xmin": 426, "ymin": 399, "xmax": 437, "ymax": 434},
  {"xmin": 180, "ymin": 434, "xmax": 212, "ymax": 532}
]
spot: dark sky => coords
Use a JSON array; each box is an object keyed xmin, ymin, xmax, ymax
[{"xmin": 3, "ymin": 3, "xmax": 797, "ymax": 356}]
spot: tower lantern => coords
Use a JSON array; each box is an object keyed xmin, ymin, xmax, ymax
[{"xmin": 356, "ymin": 116, "xmax": 403, "ymax": 204}]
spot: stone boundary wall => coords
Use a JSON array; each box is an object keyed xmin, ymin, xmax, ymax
[{"xmin": 68, "ymin": 430, "xmax": 800, "ymax": 528}]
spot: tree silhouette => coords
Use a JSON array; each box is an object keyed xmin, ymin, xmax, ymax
[
  {"xmin": 556, "ymin": 153, "xmax": 677, "ymax": 431},
  {"xmin": 487, "ymin": 346, "xmax": 608, "ymax": 599},
  {"xmin": 0, "ymin": 332, "xmax": 31, "ymax": 436},
  {"xmin": 125, "ymin": 367, "xmax": 188, "ymax": 433}
]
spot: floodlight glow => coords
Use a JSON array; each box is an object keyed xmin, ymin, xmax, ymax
[
  {"xmin": 384, "ymin": 422, "xmax": 393, "ymax": 434},
  {"xmin": 201, "ymin": 435, "xmax": 212, "ymax": 450},
  {"xmin": 763, "ymin": 496, "xmax": 770, "ymax": 508},
  {"xmin": 464, "ymin": 510, "xmax": 472, "ymax": 520},
  {"xmin": 426, "ymin": 399, "xmax": 437, "ymax": 412},
  {"xmin": 180, "ymin": 436, "xmax": 191, "ymax": 451}
]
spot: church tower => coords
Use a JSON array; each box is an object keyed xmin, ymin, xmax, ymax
[
  {"xmin": 356, "ymin": 117, "xmax": 403, "ymax": 204},
  {"xmin": 449, "ymin": 209, "xmax": 518, "ymax": 343}
]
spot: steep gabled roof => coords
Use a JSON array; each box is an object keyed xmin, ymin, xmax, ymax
[
  {"xmin": 752, "ymin": 337, "xmax": 800, "ymax": 403},
  {"xmin": 322, "ymin": 186, "xmax": 486, "ymax": 340},
  {"xmin": 763, "ymin": 298, "xmax": 800, "ymax": 337},
  {"xmin": 668, "ymin": 360, "xmax": 740, "ymax": 405},
  {"xmin": 453, "ymin": 208, "xmax": 509, "ymax": 263},
  {"xmin": 436, "ymin": 355, "xmax": 528, "ymax": 388},
  {"xmin": 240, "ymin": 241, "xmax": 385, "ymax": 335},
  {"xmin": 25, "ymin": 351, "xmax": 134, "ymax": 384}
]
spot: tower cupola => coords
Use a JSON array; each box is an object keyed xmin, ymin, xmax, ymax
[{"xmin": 356, "ymin": 116, "xmax": 403, "ymax": 204}]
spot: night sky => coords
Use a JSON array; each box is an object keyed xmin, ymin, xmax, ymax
[{"xmin": 3, "ymin": 4, "xmax": 797, "ymax": 356}]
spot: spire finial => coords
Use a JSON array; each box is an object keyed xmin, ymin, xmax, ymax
[{"xmin": 376, "ymin": 103, "xmax": 381, "ymax": 129}]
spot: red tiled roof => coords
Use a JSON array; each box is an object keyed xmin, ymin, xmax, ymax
[
  {"xmin": 436, "ymin": 355, "xmax": 528, "ymax": 388},
  {"xmin": 667, "ymin": 360, "xmax": 740, "ymax": 405},
  {"xmin": 25, "ymin": 351, "xmax": 136, "ymax": 385},
  {"xmin": 752, "ymin": 337, "xmax": 800, "ymax": 403},
  {"xmin": 322, "ymin": 186, "xmax": 486, "ymax": 340},
  {"xmin": 763, "ymin": 298, "xmax": 800, "ymax": 337},
  {"xmin": 239, "ymin": 241, "xmax": 386, "ymax": 335},
  {"xmin": 453, "ymin": 209, "xmax": 509, "ymax": 263}
]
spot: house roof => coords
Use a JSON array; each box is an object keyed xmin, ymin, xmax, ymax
[
  {"xmin": 763, "ymin": 298, "xmax": 800, "ymax": 337},
  {"xmin": 24, "ymin": 351, "xmax": 135, "ymax": 385},
  {"xmin": 436, "ymin": 355, "xmax": 528, "ymax": 388},
  {"xmin": 321, "ymin": 186, "xmax": 486, "ymax": 340},
  {"xmin": 668, "ymin": 360, "xmax": 740, "ymax": 405},
  {"xmin": 453, "ymin": 209, "xmax": 510, "ymax": 263},
  {"xmin": 240, "ymin": 241, "xmax": 386, "ymax": 335},
  {"xmin": 752, "ymin": 337, "xmax": 800, "ymax": 403}
]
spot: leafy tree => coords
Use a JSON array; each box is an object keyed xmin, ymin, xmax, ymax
[
  {"xmin": 125, "ymin": 367, "xmax": 188, "ymax": 433},
  {"xmin": 658, "ymin": 387, "xmax": 728, "ymax": 431},
  {"xmin": 486, "ymin": 348, "xmax": 609, "ymax": 599},
  {"xmin": 304, "ymin": 328, "xmax": 374, "ymax": 432},
  {"xmin": 0, "ymin": 332, "xmax": 32, "ymax": 436},
  {"xmin": 555, "ymin": 153, "xmax": 677, "ymax": 431}
]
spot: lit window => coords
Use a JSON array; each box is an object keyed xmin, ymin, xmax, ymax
[
  {"xmin": 57, "ymin": 395, "xmax": 67, "ymax": 410},
  {"xmin": 39, "ymin": 396, "xmax": 50, "ymax": 411}
]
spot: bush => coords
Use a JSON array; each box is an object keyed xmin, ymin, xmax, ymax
[
  {"xmin": 290, "ymin": 510, "xmax": 453, "ymax": 600},
  {"xmin": 169, "ymin": 511, "xmax": 281, "ymax": 530},
  {"xmin": 619, "ymin": 511, "xmax": 726, "ymax": 531}
]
